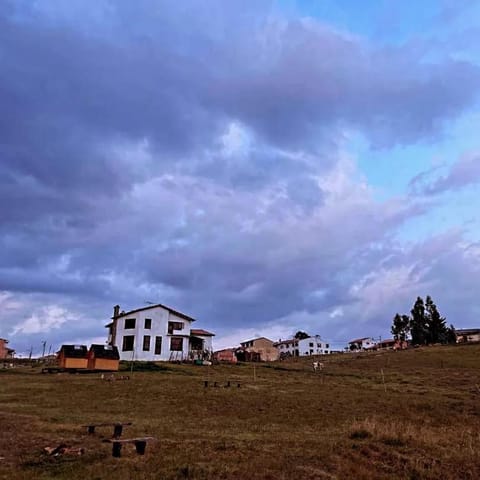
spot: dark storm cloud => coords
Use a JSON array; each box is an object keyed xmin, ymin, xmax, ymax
[{"xmin": 1, "ymin": 1, "xmax": 480, "ymax": 352}]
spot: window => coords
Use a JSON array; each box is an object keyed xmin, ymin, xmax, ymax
[
  {"xmin": 309, "ymin": 342, "xmax": 314, "ymax": 347},
  {"xmin": 154, "ymin": 336, "xmax": 162, "ymax": 355},
  {"xmin": 143, "ymin": 335, "xmax": 151, "ymax": 351},
  {"xmin": 168, "ymin": 321, "xmax": 184, "ymax": 334},
  {"xmin": 144, "ymin": 318, "xmax": 152, "ymax": 329},
  {"xmin": 124, "ymin": 318, "xmax": 136, "ymax": 329},
  {"xmin": 326, "ymin": 344, "xmax": 329, "ymax": 348},
  {"xmin": 122, "ymin": 335, "xmax": 135, "ymax": 351},
  {"xmin": 170, "ymin": 336, "xmax": 183, "ymax": 351}
]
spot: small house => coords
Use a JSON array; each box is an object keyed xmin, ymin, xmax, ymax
[
  {"xmin": 238, "ymin": 337, "xmax": 279, "ymax": 362},
  {"xmin": 87, "ymin": 344, "xmax": 120, "ymax": 371},
  {"xmin": 58, "ymin": 345, "xmax": 88, "ymax": 369},
  {"xmin": 0, "ymin": 338, "xmax": 15, "ymax": 359},
  {"xmin": 348, "ymin": 337, "xmax": 376, "ymax": 351},
  {"xmin": 455, "ymin": 328, "xmax": 480, "ymax": 344},
  {"xmin": 214, "ymin": 348, "xmax": 238, "ymax": 364}
]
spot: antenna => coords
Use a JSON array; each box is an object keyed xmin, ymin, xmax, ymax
[{"xmin": 145, "ymin": 300, "xmax": 155, "ymax": 305}]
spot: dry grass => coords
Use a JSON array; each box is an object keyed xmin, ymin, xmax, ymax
[{"xmin": 1, "ymin": 344, "xmax": 479, "ymax": 479}]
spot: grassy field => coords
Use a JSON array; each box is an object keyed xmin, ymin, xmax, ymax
[{"xmin": 1, "ymin": 344, "xmax": 479, "ymax": 480}]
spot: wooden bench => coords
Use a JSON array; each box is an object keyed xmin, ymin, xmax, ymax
[
  {"xmin": 109, "ymin": 437, "xmax": 156, "ymax": 457},
  {"xmin": 82, "ymin": 422, "xmax": 132, "ymax": 438}
]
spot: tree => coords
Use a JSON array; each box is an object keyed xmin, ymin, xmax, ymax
[
  {"xmin": 446, "ymin": 324, "xmax": 457, "ymax": 344},
  {"xmin": 391, "ymin": 313, "xmax": 410, "ymax": 341},
  {"xmin": 425, "ymin": 295, "xmax": 449, "ymax": 344},
  {"xmin": 294, "ymin": 331, "xmax": 309, "ymax": 340},
  {"xmin": 410, "ymin": 296, "xmax": 428, "ymax": 345},
  {"xmin": 392, "ymin": 295, "xmax": 456, "ymax": 346}
]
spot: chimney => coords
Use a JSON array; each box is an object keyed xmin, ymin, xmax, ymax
[{"xmin": 113, "ymin": 305, "xmax": 120, "ymax": 318}]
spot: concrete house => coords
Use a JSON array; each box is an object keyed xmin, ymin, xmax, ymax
[
  {"xmin": 0, "ymin": 338, "xmax": 15, "ymax": 359},
  {"xmin": 275, "ymin": 335, "xmax": 330, "ymax": 357},
  {"xmin": 106, "ymin": 304, "xmax": 214, "ymax": 362},
  {"xmin": 348, "ymin": 337, "xmax": 377, "ymax": 351},
  {"xmin": 238, "ymin": 337, "xmax": 279, "ymax": 362}
]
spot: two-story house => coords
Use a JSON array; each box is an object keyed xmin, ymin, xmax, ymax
[
  {"xmin": 238, "ymin": 337, "xmax": 279, "ymax": 362},
  {"xmin": 274, "ymin": 335, "xmax": 330, "ymax": 357},
  {"xmin": 106, "ymin": 304, "xmax": 214, "ymax": 361},
  {"xmin": 348, "ymin": 337, "xmax": 376, "ymax": 351}
]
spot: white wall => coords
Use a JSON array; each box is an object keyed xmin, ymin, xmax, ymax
[
  {"xmin": 298, "ymin": 336, "xmax": 330, "ymax": 355},
  {"xmin": 114, "ymin": 306, "xmax": 192, "ymax": 361},
  {"xmin": 276, "ymin": 335, "xmax": 330, "ymax": 356}
]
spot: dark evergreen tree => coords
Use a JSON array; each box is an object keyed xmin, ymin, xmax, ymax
[
  {"xmin": 391, "ymin": 313, "xmax": 410, "ymax": 341},
  {"xmin": 425, "ymin": 295, "xmax": 449, "ymax": 343},
  {"xmin": 294, "ymin": 331, "xmax": 309, "ymax": 340},
  {"xmin": 410, "ymin": 296, "xmax": 428, "ymax": 345},
  {"xmin": 446, "ymin": 324, "xmax": 457, "ymax": 344}
]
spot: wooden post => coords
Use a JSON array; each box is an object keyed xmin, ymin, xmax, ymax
[
  {"xmin": 112, "ymin": 442, "xmax": 122, "ymax": 458},
  {"xmin": 135, "ymin": 440, "xmax": 147, "ymax": 455},
  {"xmin": 113, "ymin": 424, "xmax": 123, "ymax": 438},
  {"xmin": 253, "ymin": 364, "xmax": 256, "ymax": 382}
]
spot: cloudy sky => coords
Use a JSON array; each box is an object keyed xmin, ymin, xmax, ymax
[{"xmin": 1, "ymin": 0, "xmax": 479, "ymax": 355}]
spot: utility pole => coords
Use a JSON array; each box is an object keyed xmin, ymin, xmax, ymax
[{"xmin": 41, "ymin": 340, "xmax": 46, "ymax": 358}]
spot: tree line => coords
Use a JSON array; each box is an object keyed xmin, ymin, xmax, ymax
[{"xmin": 391, "ymin": 296, "xmax": 456, "ymax": 345}]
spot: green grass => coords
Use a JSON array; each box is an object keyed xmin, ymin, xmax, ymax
[{"xmin": 1, "ymin": 344, "xmax": 479, "ymax": 479}]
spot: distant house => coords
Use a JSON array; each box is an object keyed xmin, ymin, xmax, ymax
[
  {"xmin": 58, "ymin": 345, "xmax": 88, "ymax": 369},
  {"xmin": 0, "ymin": 338, "xmax": 15, "ymax": 360},
  {"xmin": 214, "ymin": 348, "xmax": 238, "ymax": 364},
  {"xmin": 455, "ymin": 328, "xmax": 480, "ymax": 344},
  {"xmin": 238, "ymin": 337, "xmax": 279, "ymax": 362},
  {"xmin": 87, "ymin": 344, "xmax": 120, "ymax": 371},
  {"xmin": 106, "ymin": 304, "xmax": 214, "ymax": 362},
  {"xmin": 348, "ymin": 337, "xmax": 376, "ymax": 351},
  {"xmin": 274, "ymin": 335, "xmax": 330, "ymax": 357},
  {"xmin": 377, "ymin": 339, "xmax": 409, "ymax": 350}
]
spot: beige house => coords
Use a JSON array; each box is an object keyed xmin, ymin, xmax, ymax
[
  {"xmin": 455, "ymin": 328, "xmax": 480, "ymax": 343},
  {"xmin": 239, "ymin": 337, "xmax": 279, "ymax": 362}
]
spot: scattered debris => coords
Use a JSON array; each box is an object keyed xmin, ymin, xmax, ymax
[
  {"xmin": 44, "ymin": 444, "xmax": 84, "ymax": 457},
  {"xmin": 100, "ymin": 374, "xmax": 130, "ymax": 381}
]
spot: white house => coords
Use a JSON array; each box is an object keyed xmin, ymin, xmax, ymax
[
  {"xmin": 348, "ymin": 337, "xmax": 376, "ymax": 351},
  {"xmin": 106, "ymin": 304, "xmax": 215, "ymax": 361},
  {"xmin": 274, "ymin": 335, "xmax": 330, "ymax": 357}
]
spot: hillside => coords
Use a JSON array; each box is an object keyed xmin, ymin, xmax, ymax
[{"xmin": 1, "ymin": 344, "xmax": 479, "ymax": 479}]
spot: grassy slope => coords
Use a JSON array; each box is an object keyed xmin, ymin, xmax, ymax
[{"xmin": 0, "ymin": 344, "xmax": 479, "ymax": 480}]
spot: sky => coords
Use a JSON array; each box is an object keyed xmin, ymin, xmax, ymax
[{"xmin": 1, "ymin": 0, "xmax": 479, "ymax": 355}]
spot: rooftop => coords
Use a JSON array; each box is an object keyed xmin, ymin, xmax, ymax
[{"xmin": 111, "ymin": 303, "xmax": 196, "ymax": 323}]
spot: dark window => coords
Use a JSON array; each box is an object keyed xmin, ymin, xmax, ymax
[
  {"xmin": 168, "ymin": 321, "xmax": 184, "ymax": 334},
  {"xmin": 309, "ymin": 342, "xmax": 314, "ymax": 347},
  {"xmin": 144, "ymin": 318, "xmax": 152, "ymax": 329},
  {"xmin": 326, "ymin": 344, "xmax": 329, "ymax": 348},
  {"xmin": 122, "ymin": 335, "xmax": 135, "ymax": 351},
  {"xmin": 170, "ymin": 337, "xmax": 183, "ymax": 351},
  {"xmin": 143, "ymin": 335, "xmax": 151, "ymax": 351},
  {"xmin": 154, "ymin": 336, "xmax": 162, "ymax": 355},
  {"xmin": 124, "ymin": 318, "xmax": 136, "ymax": 329}
]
